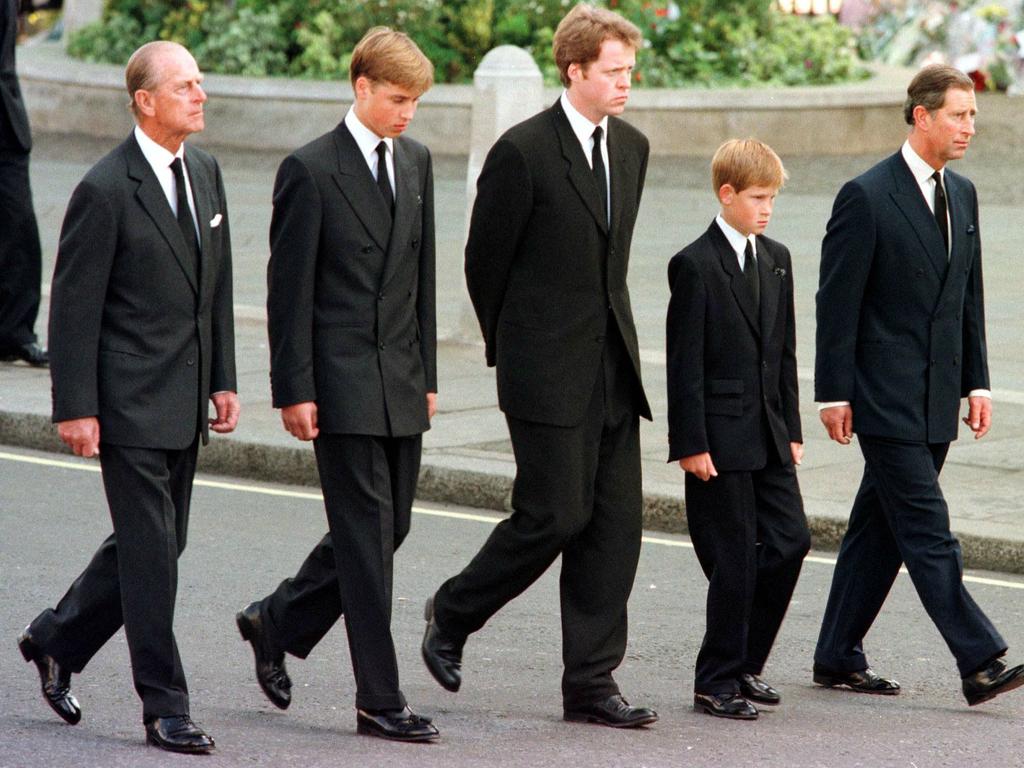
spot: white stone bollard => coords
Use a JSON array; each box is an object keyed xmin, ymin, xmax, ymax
[{"xmin": 453, "ymin": 45, "xmax": 543, "ymax": 340}]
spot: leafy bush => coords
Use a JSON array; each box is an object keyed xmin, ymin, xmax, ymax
[{"xmin": 67, "ymin": 0, "xmax": 867, "ymax": 87}]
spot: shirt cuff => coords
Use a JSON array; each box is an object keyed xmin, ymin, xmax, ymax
[
  {"xmin": 817, "ymin": 401, "xmax": 850, "ymax": 411},
  {"xmin": 968, "ymin": 389, "xmax": 991, "ymax": 399}
]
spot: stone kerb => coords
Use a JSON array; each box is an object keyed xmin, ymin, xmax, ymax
[{"xmin": 18, "ymin": 41, "xmax": 909, "ymax": 156}]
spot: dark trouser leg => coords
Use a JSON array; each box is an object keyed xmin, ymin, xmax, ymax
[
  {"xmin": 744, "ymin": 460, "xmax": 810, "ymax": 674},
  {"xmin": 559, "ymin": 406, "xmax": 642, "ymax": 708},
  {"xmin": 855, "ymin": 437, "xmax": 1005, "ymax": 676},
  {"xmin": 313, "ymin": 433, "xmax": 419, "ymax": 711},
  {"xmin": 101, "ymin": 441, "xmax": 197, "ymax": 720},
  {"xmin": 0, "ymin": 150, "xmax": 41, "ymax": 348},
  {"xmin": 685, "ymin": 471, "xmax": 758, "ymax": 695},
  {"xmin": 814, "ymin": 459, "xmax": 904, "ymax": 672}
]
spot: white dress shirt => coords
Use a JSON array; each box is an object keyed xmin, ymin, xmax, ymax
[
  {"xmin": 715, "ymin": 214, "xmax": 756, "ymax": 270},
  {"xmin": 344, "ymin": 107, "xmax": 395, "ymax": 190},
  {"xmin": 133, "ymin": 125, "xmax": 199, "ymax": 240},
  {"xmin": 560, "ymin": 91, "xmax": 610, "ymax": 223}
]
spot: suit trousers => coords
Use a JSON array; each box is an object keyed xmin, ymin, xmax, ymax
[
  {"xmin": 30, "ymin": 440, "xmax": 198, "ymax": 720},
  {"xmin": 433, "ymin": 331, "xmax": 643, "ymax": 708},
  {"xmin": 685, "ymin": 452, "xmax": 809, "ymax": 695},
  {"xmin": 261, "ymin": 432, "xmax": 419, "ymax": 711},
  {"xmin": 815, "ymin": 436, "xmax": 1005, "ymax": 677},
  {"xmin": 0, "ymin": 149, "xmax": 42, "ymax": 349}
]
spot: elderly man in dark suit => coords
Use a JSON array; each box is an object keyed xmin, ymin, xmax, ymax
[
  {"xmin": 813, "ymin": 64, "xmax": 1023, "ymax": 707},
  {"xmin": 17, "ymin": 41, "xmax": 236, "ymax": 753},
  {"xmin": 0, "ymin": 0, "xmax": 47, "ymax": 366},
  {"xmin": 420, "ymin": 4, "xmax": 656, "ymax": 728},
  {"xmin": 234, "ymin": 27, "xmax": 438, "ymax": 743}
]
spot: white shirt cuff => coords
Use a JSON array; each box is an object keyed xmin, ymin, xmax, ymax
[{"xmin": 817, "ymin": 401, "xmax": 850, "ymax": 411}]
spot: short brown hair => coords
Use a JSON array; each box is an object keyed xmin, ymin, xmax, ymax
[
  {"xmin": 903, "ymin": 64, "xmax": 974, "ymax": 125},
  {"xmin": 125, "ymin": 40, "xmax": 182, "ymax": 117},
  {"xmin": 711, "ymin": 139, "xmax": 787, "ymax": 194},
  {"xmin": 552, "ymin": 4, "xmax": 643, "ymax": 88},
  {"xmin": 349, "ymin": 27, "xmax": 434, "ymax": 94}
]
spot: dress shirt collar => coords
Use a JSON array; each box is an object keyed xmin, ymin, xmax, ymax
[
  {"xmin": 715, "ymin": 214, "xmax": 756, "ymax": 264},
  {"xmin": 134, "ymin": 124, "xmax": 185, "ymax": 170},
  {"xmin": 344, "ymin": 107, "xmax": 393, "ymax": 168},
  {"xmin": 901, "ymin": 140, "xmax": 943, "ymax": 186},
  {"xmin": 560, "ymin": 90, "xmax": 609, "ymax": 152}
]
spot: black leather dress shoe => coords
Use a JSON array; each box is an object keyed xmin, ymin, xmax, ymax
[
  {"xmin": 813, "ymin": 665, "xmax": 900, "ymax": 695},
  {"xmin": 145, "ymin": 715, "xmax": 215, "ymax": 753},
  {"xmin": 236, "ymin": 602, "xmax": 291, "ymax": 709},
  {"xmin": 962, "ymin": 657, "xmax": 1024, "ymax": 706},
  {"xmin": 421, "ymin": 597, "xmax": 464, "ymax": 692},
  {"xmin": 356, "ymin": 706, "xmax": 439, "ymax": 742},
  {"xmin": 694, "ymin": 692, "xmax": 758, "ymax": 720},
  {"xmin": 1, "ymin": 342, "xmax": 49, "ymax": 367},
  {"xmin": 739, "ymin": 673, "xmax": 780, "ymax": 704},
  {"xmin": 17, "ymin": 627, "xmax": 81, "ymax": 725},
  {"xmin": 564, "ymin": 694, "xmax": 659, "ymax": 728}
]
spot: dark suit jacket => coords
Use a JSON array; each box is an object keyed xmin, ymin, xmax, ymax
[
  {"xmin": 666, "ymin": 222, "xmax": 801, "ymax": 469},
  {"xmin": 0, "ymin": 0, "xmax": 31, "ymax": 152},
  {"xmin": 814, "ymin": 152, "xmax": 988, "ymax": 444},
  {"xmin": 49, "ymin": 132, "xmax": 236, "ymax": 449},
  {"xmin": 267, "ymin": 122, "xmax": 436, "ymax": 437},
  {"xmin": 465, "ymin": 100, "xmax": 650, "ymax": 427}
]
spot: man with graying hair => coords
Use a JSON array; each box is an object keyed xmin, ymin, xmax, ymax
[{"xmin": 17, "ymin": 40, "xmax": 237, "ymax": 753}]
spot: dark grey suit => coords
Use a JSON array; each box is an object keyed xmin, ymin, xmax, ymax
[
  {"xmin": 28, "ymin": 131, "xmax": 236, "ymax": 719},
  {"xmin": 0, "ymin": 0, "xmax": 42, "ymax": 352},
  {"xmin": 433, "ymin": 100, "xmax": 649, "ymax": 709},
  {"xmin": 814, "ymin": 151, "xmax": 1004, "ymax": 677},
  {"xmin": 258, "ymin": 121, "xmax": 436, "ymax": 711}
]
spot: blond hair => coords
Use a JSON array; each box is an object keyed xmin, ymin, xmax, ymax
[
  {"xmin": 552, "ymin": 4, "xmax": 642, "ymax": 87},
  {"xmin": 350, "ymin": 27, "xmax": 434, "ymax": 93},
  {"xmin": 711, "ymin": 139, "xmax": 787, "ymax": 194}
]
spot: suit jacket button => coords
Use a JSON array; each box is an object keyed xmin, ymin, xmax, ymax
[
  {"xmin": 362, "ymin": 245, "xmax": 374, "ymax": 254},
  {"xmin": 187, "ymin": 358, "xmax": 195, "ymax": 366},
  {"xmin": 378, "ymin": 292, "xmax": 384, "ymax": 301},
  {"xmin": 916, "ymin": 269, "xmax": 924, "ymax": 277},
  {"xmin": 379, "ymin": 342, "xmax": 386, "ymax": 350},
  {"xmin": 411, "ymin": 239, "xmax": 419, "ymax": 248}
]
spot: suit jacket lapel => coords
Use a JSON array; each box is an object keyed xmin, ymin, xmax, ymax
[
  {"xmin": 184, "ymin": 152, "xmax": 213, "ymax": 301},
  {"xmin": 551, "ymin": 102, "xmax": 609, "ymax": 236},
  {"xmin": 126, "ymin": 134, "xmax": 198, "ymax": 294},
  {"xmin": 709, "ymin": 224, "xmax": 759, "ymax": 337},
  {"xmin": 379, "ymin": 138, "xmax": 419, "ymax": 290},
  {"xmin": 888, "ymin": 153, "xmax": 948, "ymax": 281},
  {"xmin": 330, "ymin": 122, "xmax": 393, "ymax": 252}
]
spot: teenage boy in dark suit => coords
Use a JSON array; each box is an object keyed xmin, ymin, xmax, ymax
[{"xmin": 666, "ymin": 139, "xmax": 810, "ymax": 720}]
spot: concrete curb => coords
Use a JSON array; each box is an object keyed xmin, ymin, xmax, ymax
[{"xmin": 5, "ymin": 408, "xmax": 1023, "ymax": 575}]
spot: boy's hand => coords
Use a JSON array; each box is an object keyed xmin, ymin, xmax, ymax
[{"xmin": 678, "ymin": 452, "xmax": 718, "ymax": 482}]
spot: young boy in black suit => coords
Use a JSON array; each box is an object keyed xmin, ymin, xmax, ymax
[{"xmin": 666, "ymin": 139, "xmax": 810, "ymax": 720}]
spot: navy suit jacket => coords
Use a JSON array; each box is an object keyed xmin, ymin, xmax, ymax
[
  {"xmin": 814, "ymin": 151, "xmax": 988, "ymax": 444},
  {"xmin": 666, "ymin": 223, "xmax": 801, "ymax": 469}
]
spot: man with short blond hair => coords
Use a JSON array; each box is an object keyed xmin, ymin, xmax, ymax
[
  {"xmin": 18, "ymin": 40, "xmax": 236, "ymax": 753},
  {"xmin": 235, "ymin": 26, "xmax": 438, "ymax": 742},
  {"xmin": 421, "ymin": 4, "xmax": 657, "ymax": 728}
]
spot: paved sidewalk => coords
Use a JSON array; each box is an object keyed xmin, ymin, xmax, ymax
[{"xmin": 4, "ymin": 129, "xmax": 1024, "ymax": 571}]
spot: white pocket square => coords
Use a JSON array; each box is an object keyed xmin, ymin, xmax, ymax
[{"xmin": 210, "ymin": 213, "xmax": 223, "ymax": 228}]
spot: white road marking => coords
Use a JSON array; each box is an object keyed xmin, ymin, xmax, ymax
[{"xmin": 3, "ymin": 450, "xmax": 1023, "ymax": 590}]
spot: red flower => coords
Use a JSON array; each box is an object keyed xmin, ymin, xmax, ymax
[{"xmin": 655, "ymin": 7, "xmax": 668, "ymax": 16}]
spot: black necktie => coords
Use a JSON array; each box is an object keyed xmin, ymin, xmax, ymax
[
  {"xmin": 591, "ymin": 126, "xmax": 608, "ymax": 224},
  {"xmin": 743, "ymin": 239, "xmax": 760, "ymax": 311},
  {"xmin": 376, "ymin": 141, "xmax": 394, "ymax": 216},
  {"xmin": 170, "ymin": 157, "xmax": 200, "ymax": 277},
  {"xmin": 932, "ymin": 170, "xmax": 948, "ymax": 254}
]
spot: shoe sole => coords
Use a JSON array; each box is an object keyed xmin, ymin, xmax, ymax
[
  {"xmin": 966, "ymin": 670, "xmax": 1024, "ymax": 706},
  {"xmin": 693, "ymin": 703, "xmax": 758, "ymax": 720},
  {"xmin": 146, "ymin": 733, "xmax": 215, "ymax": 753},
  {"xmin": 356, "ymin": 721, "xmax": 439, "ymax": 742},
  {"xmin": 236, "ymin": 609, "xmax": 291, "ymax": 710},
  {"xmin": 813, "ymin": 673, "xmax": 900, "ymax": 695},
  {"xmin": 563, "ymin": 712, "xmax": 659, "ymax": 728}
]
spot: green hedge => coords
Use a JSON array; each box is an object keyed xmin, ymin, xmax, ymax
[{"xmin": 67, "ymin": 0, "xmax": 867, "ymax": 86}]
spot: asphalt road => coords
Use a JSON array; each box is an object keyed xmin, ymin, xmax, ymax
[{"xmin": 3, "ymin": 445, "xmax": 1024, "ymax": 767}]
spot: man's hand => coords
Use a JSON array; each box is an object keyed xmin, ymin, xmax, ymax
[
  {"xmin": 964, "ymin": 395, "xmax": 992, "ymax": 439},
  {"xmin": 426, "ymin": 392, "xmax": 437, "ymax": 420},
  {"xmin": 819, "ymin": 405, "xmax": 853, "ymax": 445},
  {"xmin": 790, "ymin": 441, "xmax": 804, "ymax": 466},
  {"xmin": 281, "ymin": 401, "xmax": 319, "ymax": 441},
  {"xmin": 58, "ymin": 417, "xmax": 101, "ymax": 458},
  {"xmin": 209, "ymin": 391, "xmax": 240, "ymax": 434},
  {"xmin": 678, "ymin": 452, "xmax": 718, "ymax": 482}
]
